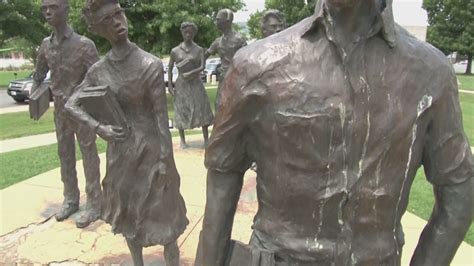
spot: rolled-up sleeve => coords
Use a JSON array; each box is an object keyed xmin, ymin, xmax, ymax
[
  {"xmin": 82, "ymin": 40, "xmax": 99, "ymax": 70},
  {"xmin": 204, "ymin": 59, "xmax": 259, "ymax": 174},
  {"xmin": 422, "ymin": 71, "xmax": 473, "ymax": 185},
  {"xmin": 33, "ymin": 41, "xmax": 49, "ymax": 83}
]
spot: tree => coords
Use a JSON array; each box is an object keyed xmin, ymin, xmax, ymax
[
  {"xmin": 423, "ymin": 0, "xmax": 473, "ymax": 74},
  {"xmin": 247, "ymin": 10, "xmax": 264, "ymax": 39},
  {"xmin": 1, "ymin": 0, "xmax": 245, "ymax": 60},
  {"xmin": 247, "ymin": 0, "xmax": 315, "ymax": 40},
  {"xmin": 108, "ymin": 0, "xmax": 245, "ymax": 56},
  {"xmin": 0, "ymin": 0, "xmax": 49, "ymax": 64}
]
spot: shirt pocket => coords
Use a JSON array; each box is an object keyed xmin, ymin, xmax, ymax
[{"xmin": 274, "ymin": 110, "xmax": 337, "ymax": 172}]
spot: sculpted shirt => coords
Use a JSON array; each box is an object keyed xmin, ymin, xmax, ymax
[
  {"xmin": 207, "ymin": 31, "xmax": 247, "ymax": 78},
  {"xmin": 33, "ymin": 26, "xmax": 99, "ymax": 99},
  {"xmin": 205, "ymin": 2, "xmax": 473, "ymax": 264}
]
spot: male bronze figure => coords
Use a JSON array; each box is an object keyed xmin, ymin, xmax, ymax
[
  {"xmin": 206, "ymin": 9, "xmax": 246, "ymax": 108},
  {"xmin": 260, "ymin": 9, "xmax": 286, "ymax": 37},
  {"xmin": 197, "ymin": 0, "xmax": 472, "ymax": 265},
  {"xmin": 33, "ymin": 0, "xmax": 101, "ymax": 228}
]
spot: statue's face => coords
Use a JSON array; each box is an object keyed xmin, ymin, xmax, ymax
[
  {"xmin": 181, "ymin": 27, "xmax": 195, "ymax": 42},
  {"xmin": 262, "ymin": 16, "xmax": 285, "ymax": 37},
  {"xmin": 215, "ymin": 11, "xmax": 232, "ymax": 32},
  {"xmin": 41, "ymin": 0, "xmax": 68, "ymax": 27},
  {"xmin": 92, "ymin": 4, "xmax": 128, "ymax": 43}
]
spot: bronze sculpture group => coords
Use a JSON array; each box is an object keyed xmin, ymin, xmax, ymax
[{"xmin": 30, "ymin": 0, "xmax": 472, "ymax": 265}]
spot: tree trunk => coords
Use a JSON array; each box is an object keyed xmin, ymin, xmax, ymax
[{"xmin": 466, "ymin": 54, "xmax": 472, "ymax": 75}]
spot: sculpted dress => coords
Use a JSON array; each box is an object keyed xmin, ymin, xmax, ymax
[
  {"xmin": 170, "ymin": 43, "xmax": 213, "ymax": 130},
  {"xmin": 67, "ymin": 44, "xmax": 188, "ymax": 247}
]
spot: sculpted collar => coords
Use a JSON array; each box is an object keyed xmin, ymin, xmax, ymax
[
  {"xmin": 302, "ymin": 0, "xmax": 396, "ymax": 48},
  {"xmin": 50, "ymin": 25, "xmax": 74, "ymax": 43}
]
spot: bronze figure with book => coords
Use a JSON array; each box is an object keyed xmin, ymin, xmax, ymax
[{"xmin": 30, "ymin": 0, "xmax": 102, "ymax": 229}]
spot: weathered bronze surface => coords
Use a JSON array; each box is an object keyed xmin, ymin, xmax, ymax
[
  {"xmin": 260, "ymin": 9, "xmax": 286, "ymax": 37},
  {"xmin": 168, "ymin": 22, "xmax": 214, "ymax": 149},
  {"xmin": 206, "ymin": 9, "xmax": 247, "ymax": 109},
  {"xmin": 33, "ymin": 0, "xmax": 101, "ymax": 228},
  {"xmin": 197, "ymin": 1, "xmax": 473, "ymax": 265},
  {"xmin": 66, "ymin": 1, "xmax": 188, "ymax": 265}
]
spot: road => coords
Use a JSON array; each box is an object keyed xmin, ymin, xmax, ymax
[{"xmin": 0, "ymin": 89, "xmax": 28, "ymax": 108}]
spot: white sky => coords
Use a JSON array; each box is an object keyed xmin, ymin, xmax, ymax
[{"xmin": 235, "ymin": 0, "xmax": 428, "ymax": 26}]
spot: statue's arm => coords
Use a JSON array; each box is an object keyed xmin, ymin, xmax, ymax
[
  {"xmin": 147, "ymin": 61, "xmax": 174, "ymax": 183},
  {"xmin": 65, "ymin": 73, "xmax": 100, "ymax": 130},
  {"xmin": 205, "ymin": 39, "xmax": 218, "ymax": 59},
  {"xmin": 411, "ymin": 179, "xmax": 472, "ymax": 265},
  {"xmin": 411, "ymin": 67, "xmax": 473, "ymax": 265},
  {"xmin": 31, "ymin": 41, "xmax": 49, "ymax": 94},
  {"xmin": 201, "ymin": 169, "xmax": 245, "ymax": 266},
  {"xmin": 167, "ymin": 52, "xmax": 175, "ymax": 95},
  {"xmin": 183, "ymin": 48, "xmax": 205, "ymax": 77}
]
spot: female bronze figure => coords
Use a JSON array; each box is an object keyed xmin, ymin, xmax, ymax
[
  {"xmin": 168, "ymin": 22, "xmax": 214, "ymax": 148},
  {"xmin": 66, "ymin": 1, "xmax": 188, "ymax": 265}
]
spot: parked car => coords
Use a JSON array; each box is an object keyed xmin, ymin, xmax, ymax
[
  {"xmin": 164, "ymin": 65, "xmax": 178, "ymax": 87},
  {"xmin": 7, "ymin": 71, "xmax": 51, "ymax": 103},
  {"xmin": 204, "ymin": 58, "xmax": 221, "ymax": 82}
]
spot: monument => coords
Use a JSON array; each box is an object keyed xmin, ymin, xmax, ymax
[
  {"xmin": 197, "ymin": 0, "xmax": 473, "ymax": 265},
  {"xmin": 206, "ymin": 9, "xmax": 247, "ymax": 108},
  {"xmin": 66, "ymin": 0, "xmax": 188, "ymax": 265},
  {"xmin": 32, "ymin": 0, "xmax": 102, "ymax": 228},
  {"xmin": 168, "ymin": 22, "xmax": 214, "ymax": 149}
]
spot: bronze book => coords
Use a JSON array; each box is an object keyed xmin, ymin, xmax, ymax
[
  {"xmin": 29, "ymin": 84, "xmax": 51, "ymax": 121},
  {"xmin": 176, "ymin": 58, "xmax": 194, "ymax": 73},
  {"xmin": 79, "ymin": 85, "xmax": 129, "ymax": 136}
]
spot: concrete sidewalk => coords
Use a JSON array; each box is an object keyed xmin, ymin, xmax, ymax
[
  {"xmin": 0, "ymin": 102, "xmax": 54, "ymax": 115},
  {"xmin": 1, "ymin": 135, "xmax": 472, "ymax": 265}
]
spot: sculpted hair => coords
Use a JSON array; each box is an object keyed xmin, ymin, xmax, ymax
[
  {"xmin": 217, "ymin": 8, "xmax": 234, "ymax": 22},
  {"xmin": 261, "ymin": 9, "xmax": 285, "ymax": 25},
  {"xmin": 82, "ymin": 0, "xmax": 118, "ymax": 27},
  {"xmin": 180, "ymin": 21, "xmax": 198, "ymax": 33}
]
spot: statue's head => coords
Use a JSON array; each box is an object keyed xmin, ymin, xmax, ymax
[
  {"xmin": 82, "ymin": 0, "xmax": 128, "ymax": 43},
  {"xmin": 260, "ymin": 9, "xmax": 286, "ymax": 37},
  {"xmin": 180, "ymin": 21, "xmax": 198, "ymax": 42},
  {"xmin": 215, "ymin": 9, "xmax": 233, "ymax": 32},
  {"xmin": 41, "ymin": 0, "xmax": 69, "ymax": 27}
]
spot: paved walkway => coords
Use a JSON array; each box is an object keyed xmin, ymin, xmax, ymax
[
  {"xmin": 0, "ymin": 102, "xmax": 54, "ymax": 115},
  {"xmin": 0, "ymin": 135, "xmax": 472, "ymax": 265}
]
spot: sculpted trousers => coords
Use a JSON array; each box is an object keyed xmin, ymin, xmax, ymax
[{"xmin": 54, "ymin": 96, "xmax": 101, "ymax": 211}]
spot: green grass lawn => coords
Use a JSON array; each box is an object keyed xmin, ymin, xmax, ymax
[
  {"xmin": 0, "ymin": 129, "xmax": 205, "ymax": 190},
  {"xmin": 0, "ymin": 108, "xmax": 55, "ymax": 140},
  {"xmin": 408, "ymin": 169, "xmax": 474, "ymax": 245},
  {"xmin": 0, "ymin": 70, "xmax": 32, "ymax": 88},
  {"xmin": 0, "ymin": 87, "xmax": 218, "ymax": 140},
  {"xmin": 458, "ymin": 74, "xmax": 474, "ymax": 91}
]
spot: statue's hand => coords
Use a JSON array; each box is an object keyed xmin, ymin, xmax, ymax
[{"xmin": 97, "ymin": 124, "xmax": 127, "ymax": 142}]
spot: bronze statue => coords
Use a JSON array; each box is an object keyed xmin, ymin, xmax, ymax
[
  {"xmin": 33, "ymin": 0, "xmax": 101, "ymax": 228},
  {"xmin": 197, "ymin": 0, "xmax": 473, "ymax": 265},
  {"xmin": 66, "ymin": 0, "xmax": 188, "ymax": 265},
  {"xmin": 260, "ymin": 9, "xmax": 286, "ymax": 37},
  {"xmin": 206, "ymin": 8, "xmax": 246, "ymax": 109},
  {"xmin": 168, "ymin": 22, "xmax": 214, "ymax": 149}
]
